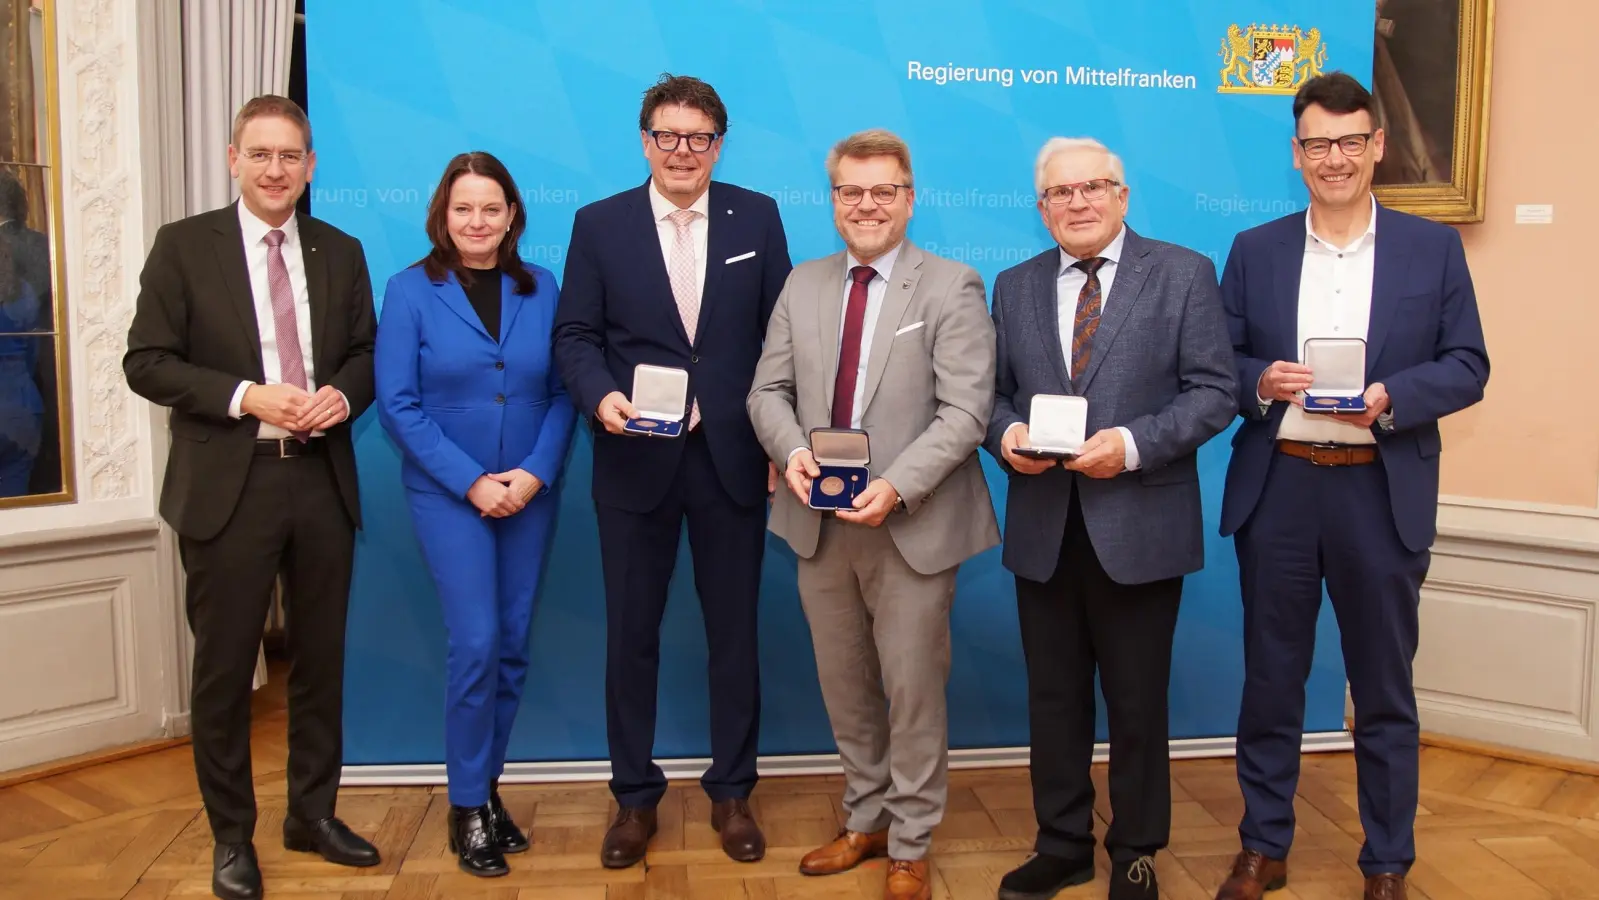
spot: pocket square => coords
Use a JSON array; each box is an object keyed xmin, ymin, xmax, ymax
[
  {"xmin": 724, "ymin": 250, "xmax": 756, "ymax": 264},
  {"xmin": 894, "ymin": 321, "xmax": 925, "ymax": 337}
]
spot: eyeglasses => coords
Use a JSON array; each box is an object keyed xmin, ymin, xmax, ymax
[
  {"xmin": 833, "ymin": 183, "xmax": 911, "ymax": 205},
  {"xmin": 1296, "ymin": 133, "xmax": 1371, "ymax": 159},
  {"xmin": 1042, "ymin": 179, "xmax": 1120, "ymax": 205},
  {"xmin": 648, "ymin": 130, "xmax": 720, "ymax": 152},
  {"xmin": 240, "ymin": 149, "xmax": 308, "ymax": 167}
]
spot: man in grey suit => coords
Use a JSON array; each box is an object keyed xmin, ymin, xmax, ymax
[
  {"xmin": 987, "ymin": 137, "xmax": 1236, "ymax": 900},
  {"xmin": 748, "ymin": 129, "xmax": 998, "ymax": 900}
]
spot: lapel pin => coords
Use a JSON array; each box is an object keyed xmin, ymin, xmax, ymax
[
  {"xmin": 901, "ymin": 279, "xmax": 911, "ymax": 289},
  {"xmin": 727, "ymin": 209, "xmax": 733, "ymax": 215}
]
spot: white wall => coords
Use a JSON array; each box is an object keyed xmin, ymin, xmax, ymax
[
  {"xmin": 1413, "ymin": 498, "xmax": 1599, "ymax": 761},
  {"xmin": 0, "ymin": 0, "xmax": 187, "ymax": 773}
]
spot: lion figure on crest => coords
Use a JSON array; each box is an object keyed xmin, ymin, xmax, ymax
[
  {"xmin": 1293, "ymin": 27, "xmax": 1328, "ymax": 85},
  {"xmin": 1219, "ymin": 23, "xmax": 1254, "ymax": 86}
]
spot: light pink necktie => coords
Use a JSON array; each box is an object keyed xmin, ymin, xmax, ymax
[
  {"xmin": 264, "ymin": 229, "xmax": 310, "ymax": 441},
  {"xmin": 666, "ymin": 208, "xmax": 701, "ymax": 429}
]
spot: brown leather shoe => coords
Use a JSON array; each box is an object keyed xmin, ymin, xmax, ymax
[
  {"xmin": 710, "ymin": 799, "xmax": 765, "ymax": 862},
  {"xmin": 798, "ymin": 827, "xmax": 889, "ymax": 875},
  {"xmin": 599, "ymin": 806, "xmax": 656, "ymax": 869},
  {"xmin": 1214, "ymin": 849, "xmax": 1288, "ymax": 900},
  {"xmin": 885, "ymin": 858, "xmax": 932, "ymax": 900},
  {"xmin": 1364, "ymin": 874, "xmax": 1407, "ymax": 900}
]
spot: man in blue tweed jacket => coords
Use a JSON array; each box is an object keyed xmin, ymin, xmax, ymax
[{"xmin": 984, "ymin": 137, "xmax": 1237, "ymax": 900}]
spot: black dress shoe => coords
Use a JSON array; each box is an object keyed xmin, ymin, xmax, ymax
[
  {"xmin": 282, "ymin": 815, "xmax": 381, "ymax": 867},
  {"xmin": 449, "ymin": 804, "xmax": 510, "ymax": 877},
  {"xmin": 489, "ymin": 781, "xmax": 529, "ymax": 853},
  {"xmin": 212, "ymin": 842, "xmax": 262, "ymax": 900},
  {"xmin": 998, "ymin": 851, "xmax": 1095, "ymax": 899},
  {"xmin": 1110, "ymin": 855, "xmax": 1159, "ymax": 900}
]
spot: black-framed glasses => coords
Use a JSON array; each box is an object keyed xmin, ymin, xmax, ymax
[
  {"xmin": 833, "ymin": 183, "xmax": 911, "ymax": 205},
  {"xmin": 1041, "ymin": 179, "xmax": 1120, "ymax": 206},
  {"xmin": 649, "ymin": 130, "xmax": 720, "ymax": 152},
  {"xmin": 1297, "ymin": 132, "xmax": 1371, "ymax": 159}
]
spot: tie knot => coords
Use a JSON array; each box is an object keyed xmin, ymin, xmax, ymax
[
  {"xmin": 667, "ymin": 208, "xmax": 698, "ymax": 229},
  {"xmin": 1073, "ymin": 256, "xmax": 1107, "ymax": 275},
  {"xmin": 264, "ymin": 229, "xmax": 286, "ymax": 248},
  {"xmin": 849, "ymin": 265, "xmax": 876, "ymax": 285}
]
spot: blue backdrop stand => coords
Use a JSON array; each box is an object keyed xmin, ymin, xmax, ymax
[{"xmin": 308, "ymin": 0, "xmax": 1366, "ymax": 786}]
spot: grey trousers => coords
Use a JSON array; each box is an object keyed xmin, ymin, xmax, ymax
[{"xmin": 797, "ymin": 517, "xmax": 958, "ymax": 860}]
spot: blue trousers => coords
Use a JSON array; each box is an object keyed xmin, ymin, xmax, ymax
[
  {"xmin": 407, "ymin": 486, "xmax": 557, "ymax": 808},
  {"xmin": 0, "ymin": 451, "xmax": 32, "ymax": 496},
  {"xmin": 0, "ymin": 413, "xmax": 37, "ymax": 497},
  {"xmin": 1233, "ymin": 452, "xmax": 1430, "ymax": 877}
]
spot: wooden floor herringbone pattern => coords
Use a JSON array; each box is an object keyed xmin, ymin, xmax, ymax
[{"xmin": 4, "ymin": 666, "xmax": 1599, "ymax": 898}]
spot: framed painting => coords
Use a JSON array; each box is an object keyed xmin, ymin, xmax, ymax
[{"xmin": 1370, "ymin": 0, "xmax": 1496, "ymax": 222}]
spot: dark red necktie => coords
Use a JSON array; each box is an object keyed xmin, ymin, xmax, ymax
[{"xmin": 831, "ymin": 265, "xmax": 876, "ymax": 428}]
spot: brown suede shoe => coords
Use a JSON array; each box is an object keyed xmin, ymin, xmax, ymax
[
  {"xmin": 1364, "ymin": 874, "xmax": 1406, "ymax": 900},
  {"xmin": 798, "ymin": 828, "xmax": 889, "ymax": 875},
  {"xmin": 599, "ymin": 806, "xmax": 656, "ymax": 869},
  {"xmin": 710, "ymin": 799, "xmax": 765, "ymax": 862},
  {"xmin": 1214, "ymin": 849, "xmax": 1288, "ymax": 900},
  {"xmin": 885, "ymin": 859, "xmax": 932, "ymax": 900}
]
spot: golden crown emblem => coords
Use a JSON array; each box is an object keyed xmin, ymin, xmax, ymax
[{"xmin": 1218, "ymin": 23, "xmax": 1328, "ymax": 94}]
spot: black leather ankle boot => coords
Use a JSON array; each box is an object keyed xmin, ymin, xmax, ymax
[
  {"xmin": 489, "ymin": 780, "xmax": 529, "ymax": 853},
  {"xmin": 448, "ymin": 804, "xmax": 509, "ymax": 877}
]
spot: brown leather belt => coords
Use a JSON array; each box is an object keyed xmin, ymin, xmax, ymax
[{"xmin": 1276, "ymin": 439, "xmax": 1377, "ymax": 466}]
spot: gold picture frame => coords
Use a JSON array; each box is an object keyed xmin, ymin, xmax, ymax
[
  {"xmin": 0, "ymin": 0, "xmax": 75, "ymax": 510},
  {"xmin": 1370, "ymin": 0, "xmax": 1496, "ymax": 222}
]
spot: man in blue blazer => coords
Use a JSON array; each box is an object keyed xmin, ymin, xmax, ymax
[
  {"xmin": 1213, "ymin": 73, "xmax": 1489, "ymax": 900},
  {"xmin": 552, "ymin": 73, "xmax": 792, "ymax": 869}
]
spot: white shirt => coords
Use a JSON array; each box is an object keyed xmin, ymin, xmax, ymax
[
  {"xmin": 1273, "ymin": 194, "xmax": 1378, "ymax": 445},
  {"xmin": 648, "ymin": 178, "xmax": 709, "ymax": 305},
  {"xmin": 784, "ymin": 242, "xmax": 904, "ymax": 465},
  {"xmin": 227, "ymin": 203, "xmax": 326, "ymax": 439},
  {"xmin": 836, "ymin": 242, "xmax": 903, "ymax": 431},
  {"xmin": 1002, "ymin": 226, "xmax": 1140, "ymax": 469},
  {"xmin": 1056, "ymin": 225, "xmax": 1126, "ymax": 326}
]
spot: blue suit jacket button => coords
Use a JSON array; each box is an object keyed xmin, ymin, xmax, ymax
[
  {"xmin": 495, "ymin": 394, "xmax": 505, "ymax": 404},
  {"xmin": 495, "ymin": 361, "xmax": 504, "ymax": 370}
]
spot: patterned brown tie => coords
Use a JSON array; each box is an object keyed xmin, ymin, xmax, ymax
[{"xmin": 1070, "ymin": 256, "xmax": 1108, "ymax": 382}]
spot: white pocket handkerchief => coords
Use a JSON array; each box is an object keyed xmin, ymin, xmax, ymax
[
  {"xmin": 724, "ymin": 251, "xmax": 756, "ymax": 264},
  {"xmin": 894, "ymin": 321, "xmax": 925, "ymax": 337}
]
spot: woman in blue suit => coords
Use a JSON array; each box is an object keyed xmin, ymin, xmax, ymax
[{"xmin": 375, "ymin": 151, "xmax": 576, "ymax": 877}]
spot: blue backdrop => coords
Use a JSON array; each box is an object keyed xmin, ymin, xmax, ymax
[{"xmin": 306, "ymin": 0, "xmax": 1372, "ymax": 766}]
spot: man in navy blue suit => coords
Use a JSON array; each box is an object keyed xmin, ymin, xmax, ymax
[
  {"xmin": 1213, "ymin": 73, "xmax": 1489, "ymax": 900},
  {"xmin": 552, "ymin": 73, "xmax": 792, "ymax": 869}
]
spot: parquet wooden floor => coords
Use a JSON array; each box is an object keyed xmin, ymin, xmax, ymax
[{"xmin": 5, "ymin": 663, "xmax": 1599, "ymax": 898}]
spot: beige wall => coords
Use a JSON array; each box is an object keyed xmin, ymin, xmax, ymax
[{"xmin": 1441, "ymin": 2, "xmax": 1598, "ymax": 508}]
